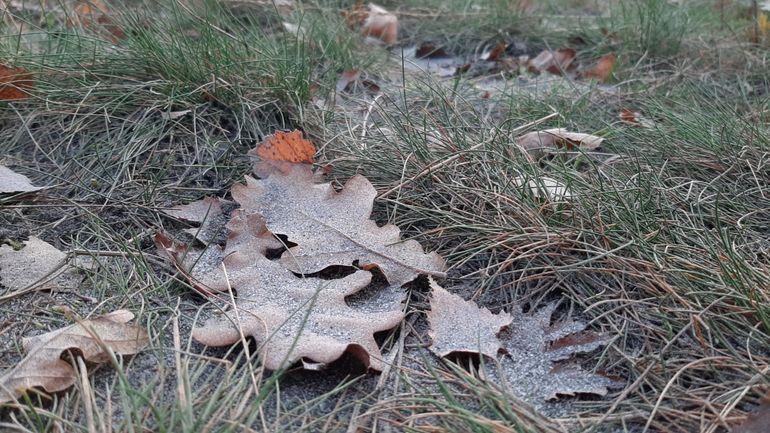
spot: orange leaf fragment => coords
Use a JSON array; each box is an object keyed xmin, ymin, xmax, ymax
[
  {"xmin": 582, "ymin": 52, "xmax": 616, "ymax": 82},
  {"xmin": 483, "ymin": 42, "xmax": 508, "ymax": 62},
  {"xmin": 0, "ymin": 65, "xmax": 33, "ymax": 101},
  {"xmin": 619, "ymin": 109, "xmax": 655, "ymax": 128},
  {"xmin": 254, "ymin": 130, "xmax": 316, "ymax": 164}
]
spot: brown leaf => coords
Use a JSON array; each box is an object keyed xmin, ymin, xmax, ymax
[
  {"xmin": 163, "ymin": 212, "xmax": 405, "ymax": 371},
  {"xmin": 232, "ymin": 163, "xmax": 446, "ymax": 286},
  {"xmin": 0, "ymin": 237, "xmax": 80, "ymax": 295},
  {"xmin": 343, "ymin": 3, "xmax": 397, "ymax": 45},
  {"xmin": 0, "ymin": 310, "xmax": 148, "ymax": 404},
  {"xmin": 734, "ymin": 393, "xmax": 770, "ymax": 433},
  {"xmin": 582, "ymin": 52, "xmax": 616, "ymax": 82},
  {"xmin": 483, "ymin": 42, "xmax": 508, "ymax": 62},
  {"xmin": 249, "ymin": 129, "xmax": 316, "ymax": 177},
  {"xmin": 528, "ymin": 48, "xmax": 576, "ymax": 75},
  {"xmin": 0, "ymin": 65, "xmax": 33, "ymax": 101},
  {"xmin": 427, "ymin": 278, "xmax": 511, "ymax": 358},
  {"xmin": 515, "ymin": 128, "xmax": 604, "ymax": 156},
  {"xmin": 619, "ymin": 109, "xmax": 655, "ymax": 128},
  {"xmin": 0, "ymin": 165, "xmax": 42, "ymax": 194},
  {"xmin": 415, "ymin": 42, "xmax": 449, "ymax": 59}
]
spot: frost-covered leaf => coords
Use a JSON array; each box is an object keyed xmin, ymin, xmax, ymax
[
  {"xmin": 490, "ymin": 303, "xmax": 616, "ymax": 402},
  {"xmin": 0, "ymin": 165, "xmax": 42, "ymax": 194},
  {"xmin": 0, "ymin": 237, "xmax": 80, "ymax": 294},
  {"xmin": 163, "ymin": 196, "xmax": 231, "ymax": 244},
  {"xmin": 516, "ymin": 128, "xmax": 604, "ymax": 156},
  {"xmin": 233, "ymin": 162, "xmax": 445, "ymax": 286},
  {"xmin": 427, "ymin": 277, "xmax": 511, "ymax": 358},
  {"xmin": 513, "ymin": 176, "xmax": 573, "ymax": 201},
  {"xmin": 0, "ymin": 310, "xmax": 148, "ymax": 405},
  {"xmin": 426, "ymin": 282, "xmax": 617, "ymax": 405},
  {"xmin": 158, "ymin": 212, "xmax": 406, "ymax": 371}
]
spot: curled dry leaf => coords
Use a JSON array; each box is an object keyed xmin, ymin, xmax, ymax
[
  {"xmin": 343, "ymin": 3, "xmax": 397, "ymax": 45},
  {"xmin": 0, "ymin": 237, "xmax": 80, "ymax": 295},
  {"xmin": 163, "ymin": 196, "xmax": 231, "ymax": 245},
  {"xmin": 158, "ymin": 212, "xmax": 406, "ymax": 371},
  {"xmin": 0, "ymin": 65, "xmax": 33, "ymax": 101},
  {"xmin": 233, "ymin": 163, "xmax": 446, "ymax": 286},
  {"xmin": 0, "ymin": 165, "xmax": 42, "ymax": 194},
  {"xmin": 427, "ymin": 278, "xmax": 511, "ymax": 359},
  {"xmin": 516, "ymin": 128, "xmax": 604, "ymax": 157},
  {"xmin": 581, "ymin": 52, "xmax": 616, "ymax": 82},
  {"xmin": 528, "ymin": 48, "xmax": 577, "ymax": 75},
  {"xmin": 0, "ymin": 310, "xmax": 148, "ymax": 404},
  {"xmin": 427, "ymin": 281, "xmax": 618, "ymax": 404}
]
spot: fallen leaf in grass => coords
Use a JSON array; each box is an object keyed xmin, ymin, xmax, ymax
[
  {"xmin": 427, "ymin": 278, "xmax": 511, "ymax": 358},
  {"xmin": 0, "ymin": 237, "xmax": 80, "ymax": 294},
  {"xmin": 516, "ymin": 128, "xmax": 604, "ymax": 155},
  {"xmin": 619, "ymin": 109, "xmax": 655, "ymax": 128},
  {"xmin": 163, "ymin": 197, "xmax": 232, "ymax": 245},
  {"xmin": 514, "ymin": 176, "xmax": 573, "ymax": 201},
  {"xmin": 528, "ymin": 48, "xmax": 576, "ymax": 75},
  {"xmin": 0, "ymin": 65, "xmax": 33, "ymax": 101},
  {"xmin": 249, "ymin": 129, "xmax": 316, "ymax": 176},
  {"xmin": 71, "ymin": 0, "xmax": 125, "ymax": 43},
  {"xmin": 0, "ymin": 165, "xmax": 42, "ymax": 194},
  {"xmin": 733, "ymin": 393, "xmax": 770, "ymax": 433},
  {"xmin": 159, "ymin": 212, "xmax": 406, "ymax": 371},
  {"xmin": 481, "ymin": 42, "xmax": 508, "ymax": 62},
  {"xmin": 415, "ymin": 42, "xmax": 449, "ymax": 59},
  {"xmin": 232, "ymin": 162, "xmax": 446, "ymax": 286},
  {"xmin": 336, "ymin": 69, "xmax": 361, "ymax": 92},
  {"xmin": 344, "ymin": 3, "xmax": 397, "ymax": 45},
  {"xmin": 581, "ymin": 52, "xmax": 616, "ymax": 82},
  {"xmin": 0, "ymin": 310, "xmax": 148, "ymax": 405},
  {"xmin": 427, "ymin": 283, "xmax": 617, "ymax": 404}
]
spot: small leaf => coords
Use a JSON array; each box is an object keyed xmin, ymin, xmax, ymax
[
  {"xmin": 0, "ymin": 237, "xmax": 80, "ymax": 294},
  {"xmin": 582, "ymin": 52, "xmax": 617, "ymax": 82},
  {"xmin": 528, "ymin": 48, "xmax": 576, "ymax": 75},
  {"xmin": 516, "ymin": 128, "xmax": 603, "ymax": 155},
  {"xmin": 0, "ymin": 165, "xmax": 42, "ymax": 194},
  {"xmin": 248, "ymin": 129, "xmax": 316, "ymax": 177},
  {"xmin": 0, "ymin": 65, "xmax": 33, "ymax": 101},
  {"xmin": 427, "ymin": 278, "xmax": 511, "ymax": 359},
  {"xmin": 343, "ymin": 3, "xmax": 398, "ymax": 45},
  {"xmin": 0, "ymin": 310, "xmax": 148, "ymax": 405}
]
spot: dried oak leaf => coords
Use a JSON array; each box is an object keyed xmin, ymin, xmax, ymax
[
  {"xmin": 427, "ymin": 278, "xmax": 511, "ymax": 358},
  {"xmin": 427, "ymin": 283, "xmax": 616, "ymax": 404},
  {"xmin": 0, "ymin": 65, "xmax": 33, "ymax": 101},
  {"xmin": 248, "ymin": 129, "xmax": 316, "ymax": 177},
  {"xmin": 581, "ymin": 52, "xmax": 616, "ymax": 82},
  {"xmin": 160, "ymin": 212, "xmax": 405, "ymax": 371},
  {"xmin": 515, "ymin": 128, "xmax": 603, "ymax": 158},
  {"xmin": 0, "ymin": 165, "xmax": 42, "ymax": 194},
  {"xmin": 343, "ymin": 3, "xmax": 398, "ymax": 45},
  {"xmin": 232, "ymin": 163, "xmax": 446, "ymax": 286},
  {"xmin": 0, "ymin": 310, "xmax": 148, "ymax": 404},
  {"xmin": 162, "ymin": 196, "xmax": 231, "ymax": 245},
  {"xmin": 0, "ymin": 237, "xmax": 80, "ymax": 295},
  {"xmin": 528, "ymin": 48, "xmax": 577, "ymax": 75}
]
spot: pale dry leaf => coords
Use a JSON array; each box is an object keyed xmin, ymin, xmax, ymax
[
  {"xmin": 515, "ymin": 128, "xmax": 603, "ymax": 158},
  {"xmin": 233, "ymin": 163, "xmax": 445, "ymax": 286},
  {"xmin": 161, "ymin": 212, "xmax": 406, "ymax": 371},
  {"xmin": 528, "ymin": 48, "xmax": 576, "ymax": 75},
  {"xmin": 0, "ymin": 165, "xmax": 42, "ymax": 194},
  {"xmin": 163, "ymin": 196, "xmax": 231, "ymax": 244},
  {"xmin": 487, "ymin": 303, "xmax": 617, "ymax": 403},
  {"xmin": 0, "ymin": 310, "xmax": 148, "ymax": 404},
  {"xmin": 361, "ymin": 4, "xmax": 397, "ymax": 45},
  {"xmin": 0, "ymin": 237, "xmax": 80, "ymax": 293},
  {"xmin": 427, "ymin": 278, "xmax": 511, "ymax": 358}
]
